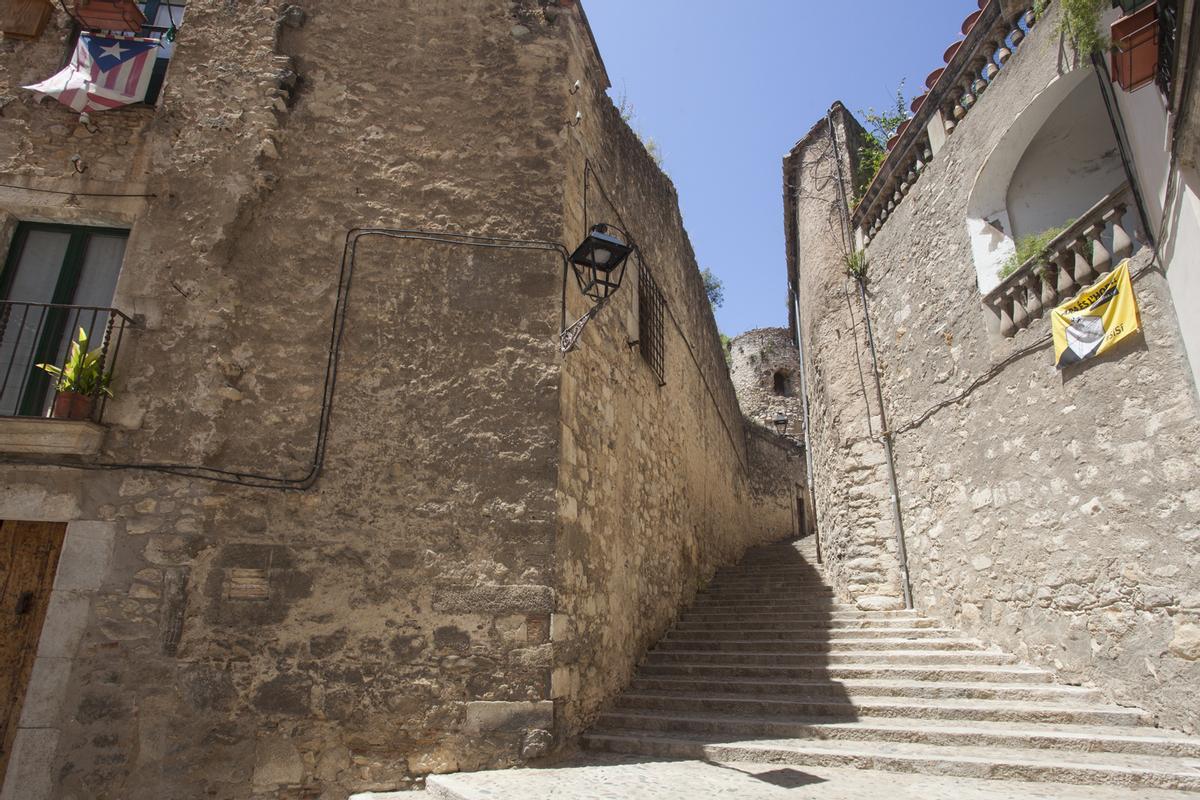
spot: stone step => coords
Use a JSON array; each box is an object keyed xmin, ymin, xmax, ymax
[
  {"xmin": 674, "ymin": 618, "xmax": 941, "ymax": 631},
  {"xmin": 700, "ymin": 585, "xmax": 835, "ymax": 597},
  {"xmin": 680, "ymin": 610, "xmax": 922, "ymax": 623},
  {"xmin": 591, "ymin": 711, "xmax": 1200, "ymax": 759},
  {"xmin": 645, "ymin": 649, "xmax": 1021, "ymax": 666},
  {"xmin": 705, "ymin": 578, "xmax": 830, "ymax": 585},
  {"xmin": 637, "ymin": 662, "xmax": 1055, "ymax": 684},
  {"xmin": 654, "ymin": 637, "xmax": 986, "ymax": 653},
  {"xmin": 665, "ymin": 626, "xmax": 964, "ymax": 640},
  {"xmin": 613, "ymin": 691, "xmax": 1148, "ymax": 726},
  {"xmin": 688, "ymin": 601, "xmax": 856, "ymax": 611},
  {"xmin": 628, "ymin": 676, "xmax": 1102, "ymax": 703},
  {"xmin": 581, "ymin": 733, "xmax": 1200, "ymax": 791}
]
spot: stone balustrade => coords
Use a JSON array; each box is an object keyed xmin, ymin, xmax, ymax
[
  {"xmin": 855, "ymin": 0, "xmax": 1038, "ymax": 245},
  {"xmin": 982, "ymin": 183, "xmax": 1138, "ymax": 338}
]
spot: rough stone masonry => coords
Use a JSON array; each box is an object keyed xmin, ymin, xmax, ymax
[
  {"xmin": 0, "ymin": 2, "xmax": 801, "ymax": 798},
  {"xmin": 787, "ymin": 0, "xmax": 1200, "ymax": 734}
]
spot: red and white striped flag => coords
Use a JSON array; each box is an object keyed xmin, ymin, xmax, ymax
[{"xmin": 23, "ymin": 34, "xmax": 158, "ymax": 114}]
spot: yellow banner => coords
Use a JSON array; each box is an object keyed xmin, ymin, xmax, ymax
[{"xmin": 1051, "ymin": 259, "xmax": 1140, "ymax": 369}]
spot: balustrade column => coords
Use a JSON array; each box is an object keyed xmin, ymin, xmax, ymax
[
  {"xmin": 1088, "ymin": 222, "xmax": 1112, "ymax": 277},
  {"xmin": 1024, "ymin": 272, "xmax": 1043, "ymax": 320},
  {"xmin": 1010, "ymin": 286, "xmax": 1028, "ymax": 331},
  {"xmin": 1106, "ymin": 204, "xmax": 1133, "ymax": 260},
  {"xmin": 1040, "ymin": 265, "xmax": 1058, "ymax": 310},
  {"xmin": 995, "ymin": 294, "xmax": 1016, "ymax": 338},
  {"xmin": 1056, "ymin": 252, "xmax": 1076, "ymax": 298},
  {"xmin": 1072, "ymin": 239, "xmax": 1096, "ymax": 286}
]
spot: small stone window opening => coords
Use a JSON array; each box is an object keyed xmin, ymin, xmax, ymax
[
  {"xmin": 637, "ymin": 265, "xmax": 666, "ymax": 386},
  {"xmin": 773, "ymin": 371, "xmax": 791, "ymax": 397}
]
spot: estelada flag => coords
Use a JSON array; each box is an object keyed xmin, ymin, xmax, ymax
[
  {"xmin": 23, "ymin": 34, "xmax": 158, "ymax": 114},
  {"xmin": 1051, "ymin": 259, "xmax": 1140, "ymax": 369}
]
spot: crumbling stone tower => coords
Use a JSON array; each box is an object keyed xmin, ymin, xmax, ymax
[{"xmin": 729, "ymin": 327, "xmax": 804, "ymax": 443}]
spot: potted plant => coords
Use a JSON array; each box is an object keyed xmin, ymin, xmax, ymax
[{"xmin": 36, "ymin": 327, "xmax": 113, "ymax": 421}]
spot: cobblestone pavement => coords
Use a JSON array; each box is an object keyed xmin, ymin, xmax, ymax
[{"xmin": 407, "ymin": 754, "xmax": 1200, "ymax": 800}]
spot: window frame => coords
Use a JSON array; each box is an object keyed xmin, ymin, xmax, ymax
[{"xmin": 0, "ymin": 222, "xmax": 130, "ymax": 416}]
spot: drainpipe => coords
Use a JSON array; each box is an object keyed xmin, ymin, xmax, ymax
[
  {"xmin": 790, "ymin": 282, "xmax": 821, "ymax": 561},
  {"xmin": 827, "ymin": 108, "xmax": 915, "ymax": 610}
]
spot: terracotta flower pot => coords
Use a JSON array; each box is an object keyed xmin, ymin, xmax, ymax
[{"xmin": 51, "ymin": 391, "xmax": 94, "ymax": 421}]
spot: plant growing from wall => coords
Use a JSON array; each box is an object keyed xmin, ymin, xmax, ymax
[
  {"xmin": 615, "ymin": 87, "xmax": 665, "ymax": 170},
  {"xmin": 996, "ymin": 218, "xmax": 1075, "ymax": 280},
  {"xmin": 844, "ymin": 249, "xmax": 869, "ymax": 283},
  {"xmin": 853, "ymin": 81, "xmax": 911, "ymax": 208},
  {"xmin": 1056, "ymin": 0, "xmax": 1108, "ymax": 55},
  {"xmin": 701, "ymin": 267, "xmax": 725, "ymax": 310}
]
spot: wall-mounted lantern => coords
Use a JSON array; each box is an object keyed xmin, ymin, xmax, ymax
[
  {"xmin": 560, "ymin": 223, "xmax": 635, "ymax": 352},
  {"xmin": 771, "ymin": 413, "xmax": 789, "ymax": 435}
]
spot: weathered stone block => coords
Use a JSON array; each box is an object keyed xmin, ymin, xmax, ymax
[
  {"xmin": 464, "ymin": 700, "xmax": 553, "ymax": 734},
  {"xmin": 432, "ymin": 585, "xmax": 554, "ymax": 615}
]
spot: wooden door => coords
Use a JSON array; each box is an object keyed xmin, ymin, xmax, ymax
[{"xmin": 0, "ymin": 521, "xmax": 66, "ymax": 787}]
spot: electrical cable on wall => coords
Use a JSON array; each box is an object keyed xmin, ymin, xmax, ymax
[
  {"xmin": 0, "ymin": 228, "xmax": 569, "ymax": 491},
  {"xmin": 0, "ymin": 183, "xmax": 157, "ymax": 199}
]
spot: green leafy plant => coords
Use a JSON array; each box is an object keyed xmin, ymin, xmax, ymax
[
  {"xmin": 36, "ymin": 327, "xmax": 113, "ymax": 397},
  {"xmin": 719, "ymin": 332, "xmax": 732, "ymax": 366},
  {"xmin": 615, "ymin": 88, "xmax": 665, "ymax": 169},
  {"xmin": 997, "ymin": 219, "xmax": 1075, "ymax": 280},
  {"xmin": 701, "ymin": 267, "xmax": 725, "ymax": 310},
  {"xmin": 853, "ymin": 82, "xmax": 911, "ymax": 207},
  {"xmin": 1058, "ymin": 0, "xmax": 1107, "ymax": 55},
  {"xmin": 844, "ymin": 249, "xmax": 869, "ymax": 281}
]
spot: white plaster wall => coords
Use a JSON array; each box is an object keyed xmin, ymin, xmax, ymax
[
  {"xmin": 1111, "ymin": 55, "xmax": 1200, "ymax": 395},
  {"xmin": 1116, "ymin": 76, "xmax": 1171, "ymax": 229},
  {"xmin": 1006, "ymin": 77, "xmax": 1125, "ymax": 241},
  {"xmin": 1162, "ymin": 168, "xmax": 1200, "ymax": 394},
  {"xmin": 967, "ymin": 68, "xmax": 1093, "ymax": 293}
]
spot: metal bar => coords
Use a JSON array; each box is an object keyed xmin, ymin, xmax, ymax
[
  {"xmin": 15, "ymin": 305, "xmax": 49, "ymax": 416},
  {"xmin": 0, "ymin": 303, "xmax": 29, "ymax": 408},
  {"xmin": 98, "ymin": 316, "xmax": 126, "ymax": 424}
]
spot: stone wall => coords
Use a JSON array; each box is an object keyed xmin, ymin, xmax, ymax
[
  {"xmin": 729, "ymin": 327, "xmax": 804, "ymax": 439},
  {"xmin": 2, "ymin": 2, "xmax": 570, "ymax": 797},
  {"xmin": 551, "ymin": 15, "xmax": 801, "ymax": 736},
  {"xmin": 784, "ymin": 106, "xmax": 905, "ymax": 610},
  {"xmin": 792, "ymin": 2, "xmax": 1200, "ymax": 732},
  {"xmin": 0, "ymin": 2, "xmax": 804, "ymax": 797}
]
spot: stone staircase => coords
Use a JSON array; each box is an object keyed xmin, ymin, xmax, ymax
[{"xmin": 580, "ymin": 537, "xmax": 1200, "ymax": 792}]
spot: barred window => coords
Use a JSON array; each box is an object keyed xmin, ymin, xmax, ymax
[{"xmin": 638, "ymin": 266, "xmax": 665, "ymax": 385}]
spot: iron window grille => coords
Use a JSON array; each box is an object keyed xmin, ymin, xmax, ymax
[
  {"xmin": 1156, "ymin": 0, "xmax": 1179, "ymax": 107},
  {"xmin": 637, "ymin": 265, "xmax": 666, "ymax": 386}
]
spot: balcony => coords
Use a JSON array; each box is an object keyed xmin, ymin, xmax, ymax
[
  {"xmin": 982, "ymin": 184, "xmax": 1140, "ymax": 337},
  {"xmin": 856, "ymin": 0, "xmax": 1040, "ymax": 244},
  {"xmin": 0, "ymin": 302, "xmax": 132, "ymax": 455}
]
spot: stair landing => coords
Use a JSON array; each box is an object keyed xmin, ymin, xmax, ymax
[{"xmin": 420, "ymin": 754, "xmax": 1200, "ymax": 800}]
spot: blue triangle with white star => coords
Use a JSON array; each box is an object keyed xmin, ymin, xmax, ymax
[{"xmin": 83, "ymin": 35, "xmax": 158, "ymax": 72}]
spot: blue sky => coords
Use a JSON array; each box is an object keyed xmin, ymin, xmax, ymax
[{"xmin": 585, "ymin": 1, "xmax": 975, "ymax": 336}]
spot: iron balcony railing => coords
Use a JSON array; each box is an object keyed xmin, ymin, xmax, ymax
[{"xmin": 0, "ymin": 301, "xmax": 132, "ymax": 423}]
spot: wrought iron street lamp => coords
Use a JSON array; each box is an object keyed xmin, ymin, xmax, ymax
[
  {"xmin": 771, "ymin": 413, "xmax": 789, "ymax": 434},
  {"xmin": 560, "ymin": 223, "xmax": 635, "ymax": 352}
]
